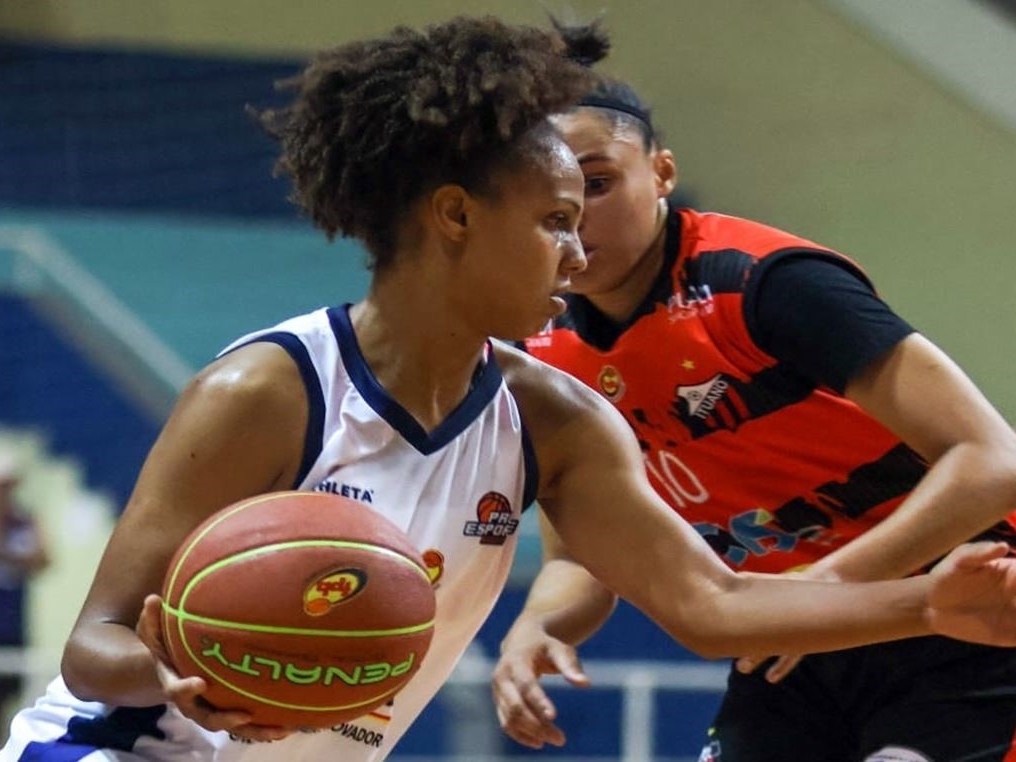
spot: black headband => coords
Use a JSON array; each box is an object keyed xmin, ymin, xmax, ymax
[{"xmin": 577, "ymin": 94, "xmax": 651, "ymax": 127}]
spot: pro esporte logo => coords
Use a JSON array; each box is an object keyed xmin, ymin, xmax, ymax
[{"xmin": 462, "ymin": 491, "xmax": 519, "ymax": 545}]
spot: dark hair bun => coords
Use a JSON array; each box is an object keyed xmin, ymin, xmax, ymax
[{"xmin": 550, "ymin": 17, "xmax": 611, "ymax": 67}]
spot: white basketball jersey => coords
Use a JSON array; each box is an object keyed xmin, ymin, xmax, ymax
[{"xmin": 1, "ymin": 306, "xmax": 536, "ymax": 762}]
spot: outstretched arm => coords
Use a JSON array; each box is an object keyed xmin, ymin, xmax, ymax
[
  {"xmin": 741, "ymin": 333, "xmax": 1016, "ymax": 681},
  {"xmin": 748, "ymin": 258, "xmax": 1016, "ymax": 585},
  {"xmin": 523, "ymin": 371, "xmax": 1016, "ymax": 659}
]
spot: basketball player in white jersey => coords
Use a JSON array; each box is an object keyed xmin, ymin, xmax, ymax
[{"xmin": 5, "ymin": 15, "xmax": 1016, "ymax": 762}]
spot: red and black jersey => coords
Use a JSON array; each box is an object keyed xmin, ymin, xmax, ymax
[{"xmin": 526, "ymin": 207, "xmax": 1015, "ymax": 573}]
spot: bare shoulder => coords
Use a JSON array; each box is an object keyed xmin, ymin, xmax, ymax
[
  {"xmin": 492, "ymin": 341, "xmax": 610, "ymax": 437},
  {"xmin": 492, "ymin": 342, "xmax": 639, "ymax": 492},
  {"xmin": 149, "ymin": 340, "xmax": 310, "ymax": 497},
  {"xmin": 65, "ymin": 341, "xmax": 313, "ymax": 645},
  {"xmin": 187, "ymin": 341, "xmax": 305, "ymax": 408}
]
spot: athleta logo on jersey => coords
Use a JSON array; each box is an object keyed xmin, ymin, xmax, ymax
[
  {"xmin": 314, "ymin": 480, "xmax": 375, "ymax": 503},
  {"xmin": 462, "ymin": 491, "xmax": 518, "ymax": 545}
]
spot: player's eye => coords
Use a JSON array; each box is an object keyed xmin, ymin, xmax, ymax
[{"xmin": 584, "ymin": 176, "xmax": 612, "ymax": 196}]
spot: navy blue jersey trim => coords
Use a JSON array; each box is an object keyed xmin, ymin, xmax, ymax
[
  {"xmin": 222, "ymin": 332, "xmax": 326, "ymax": 487},
  {"xmin": 327, "ymin": 305, "xmax": 505, "ymax": 456},
  {"xmin": 19, "ymin": 741, "xmax": 100, "ymax": 761},
  {"xmin": 19, "ymin": 705, "xmax": 167, "ymax": 761},
  {"xmin": 520, "ymin": 422, "xmax": 539, "ymax": 512}
]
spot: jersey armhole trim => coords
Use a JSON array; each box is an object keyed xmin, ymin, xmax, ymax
[
  {"xmin": 225, "ymin": 332, "xmax": 326, "ymax": 489},
  {"xmin": 520, "ymin": 422, "xmax": 539, "ymax": 512}
]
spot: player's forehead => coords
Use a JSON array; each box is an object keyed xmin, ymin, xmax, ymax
[
  {"xmin": 536, "ymin": 130, "xmax": 583, "ymax": 182},
  {"xmin": 494, "ymin": 125, "xmax": 583, "ymax": 198},
  {"xmin": 518, "ymin": 121, "xmax": 580, "ymax": 170},
  {"xmin": 550, "ymin": 110, "xmax": 641, "ymax": 162}
]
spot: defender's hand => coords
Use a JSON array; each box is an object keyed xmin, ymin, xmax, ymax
[
  {"xmin": 926, "ymin": 542, "xmax": 1016, "ymax": 645},
  {"xmin": 492, "ymin": 624, "xmax": 590, "ymax": 749}
]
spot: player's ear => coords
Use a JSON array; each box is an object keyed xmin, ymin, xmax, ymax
[
  {"xmin": 653, "ymin": 148, "xmax": 677, "ymax": 198},
  {"xmin": 430, "ymin": 184, "xmax": 472, "ymax": 243}
]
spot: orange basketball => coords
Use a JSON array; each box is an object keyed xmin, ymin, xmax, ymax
[{"xmin": 161, "ymin": 491, "xmax": 436, "ymax": 728}]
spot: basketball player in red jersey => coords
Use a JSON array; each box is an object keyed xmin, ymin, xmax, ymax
[{"xmin": 493, "ymin": 21, "xmax": 1016, "ymax": 762}]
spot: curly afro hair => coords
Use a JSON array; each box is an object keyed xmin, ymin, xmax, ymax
[{"xmin": 254, "ymin": 16, "xmax": 594, "ymax": 269}]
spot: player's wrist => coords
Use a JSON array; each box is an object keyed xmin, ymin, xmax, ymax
[
  {"xmin": 499, "ymin": 614, "xmax": 553, "ymax": 655},
  {"xmin": 796, "ymin": 559, "xmax": 847, "ymax": 584}
]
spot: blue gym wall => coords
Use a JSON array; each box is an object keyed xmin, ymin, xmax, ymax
[
  {"xmin": 0, "ymin": 41, "xmax": 296, "ymax": 218},
  {"xmin": 0, "ymin": 292, "xmax": 157, "ymax": 504}
]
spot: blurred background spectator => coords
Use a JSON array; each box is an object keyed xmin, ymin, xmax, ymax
[{"xmin": 0, "ymin": 448, "xmax": 49, "ymax": 741}]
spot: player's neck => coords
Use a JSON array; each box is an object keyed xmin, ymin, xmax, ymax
[{"xmin": 349, "ymin": 289, "xmax": 487, "ymax": 433}]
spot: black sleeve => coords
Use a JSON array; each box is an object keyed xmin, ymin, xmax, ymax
[{"xmin": 744, "ymin": 254, "xmax": 915, "ymax": 394}]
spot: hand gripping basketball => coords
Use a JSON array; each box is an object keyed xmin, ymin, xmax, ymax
[{"xmin": 161, "ymin": 491, "xmax": 436, "ymax": 728}]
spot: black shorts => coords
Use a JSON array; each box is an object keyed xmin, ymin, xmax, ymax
[{"xmin": 699, "ymin": 636, "xmax": 1016, "ymax": 762}]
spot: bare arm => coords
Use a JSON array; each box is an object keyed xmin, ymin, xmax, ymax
[
  {"xmin": 496, "ymin": 346, "xmax": 1016, "ymax": 745},
  {"xmin": 503, "ymin": 511, "xmax": 616, "ymax": 648},
  {"xmin": 515, "ymin": 358, "xmax": 1007, "ymax": 659},
  {"xmin": 539, "ymin": 415, "xmax": 928, "ymax": 658},
  {"xmin": 807, "ymin": 333, "xmax": 1016, "ymax": 582},
  {"xmin": 61, "ymin": 343, "xmax": 306, "ymax": 708}
]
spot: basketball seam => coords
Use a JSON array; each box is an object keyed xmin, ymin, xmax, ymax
[
  {"xmin": 163, "ymin": 492, "xmax": 299, "ymax": 601},
  {"xmin": 174, "ymin": 538, "xmax": 429, "ymax": 619},
  {"xmin": 164, "ymin": 492, "xmax": 428, "ymax": 601},
  {"xmin": 162, "ymin": 603, "xmax": 435, "ymax": 638},
  {"xmin": 160, "ymin": 492, "xmax": 433, "ymax": 721}
]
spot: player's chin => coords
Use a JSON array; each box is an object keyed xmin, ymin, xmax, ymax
[
  {"xmin": 499, "ymin": 308, "xmax": 558, "ymax": 341},
  {"xmin": 568, "ymin": 267, "xmax": 607, "ymax": 297}
]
